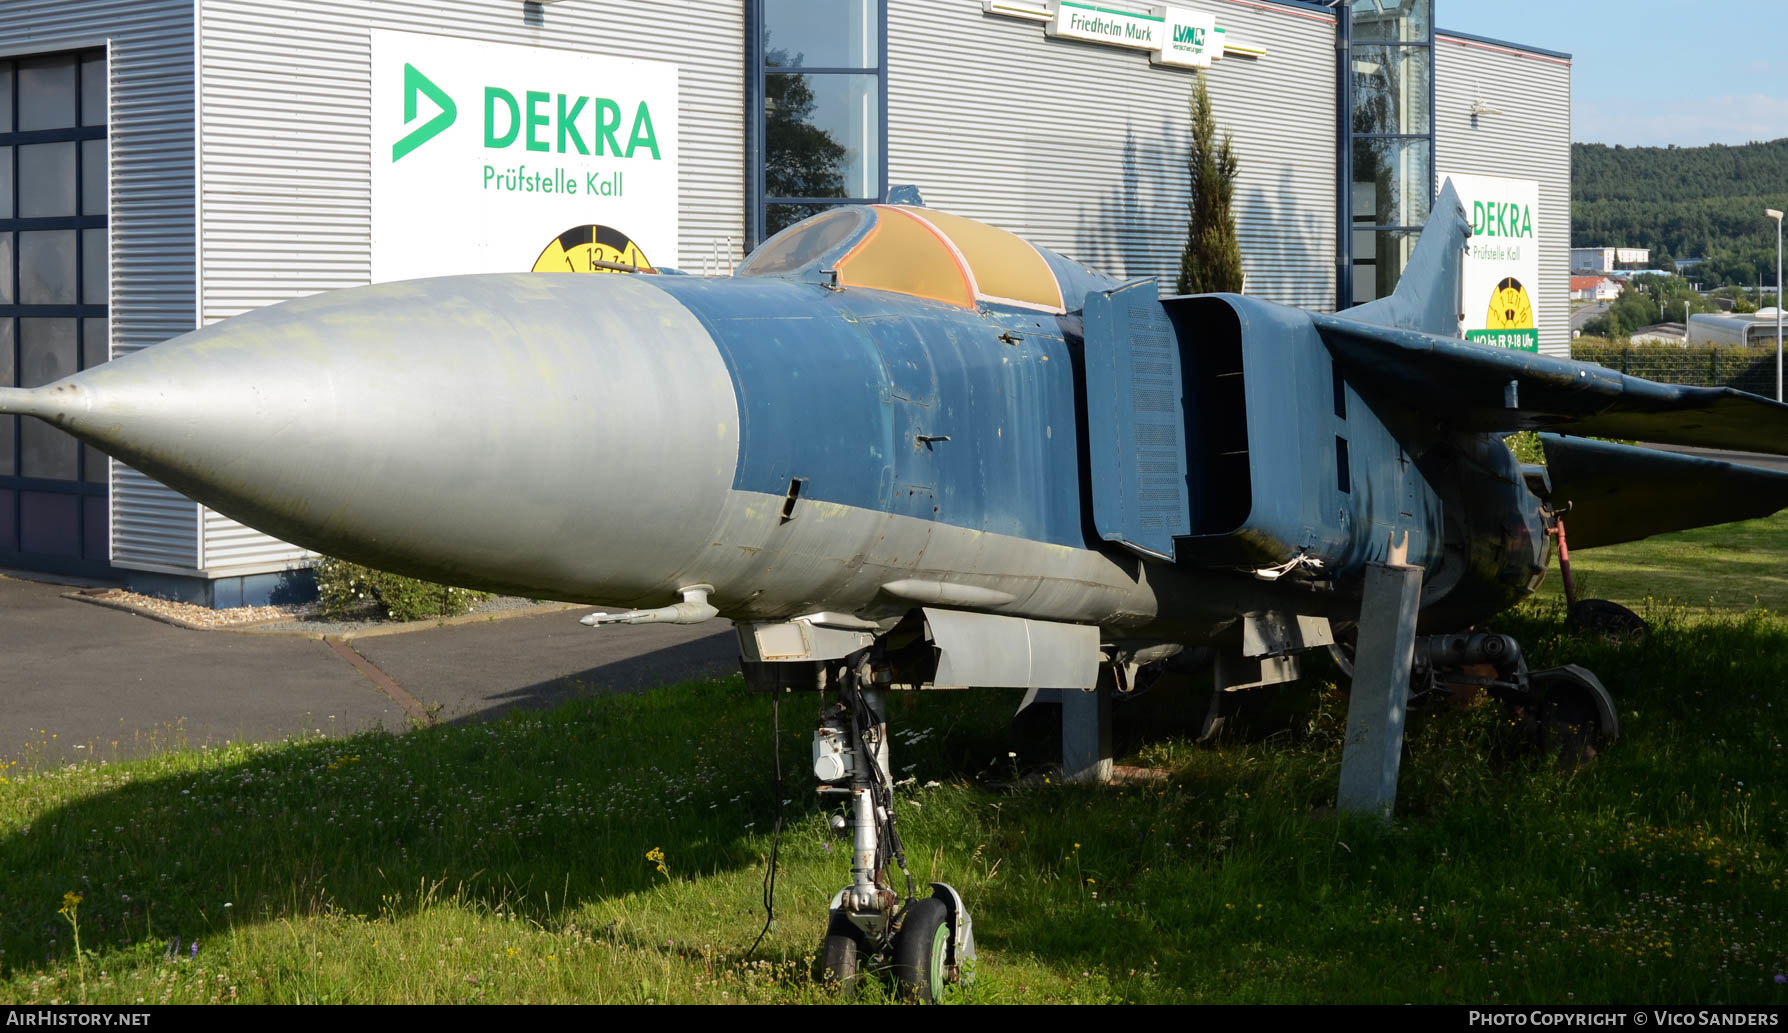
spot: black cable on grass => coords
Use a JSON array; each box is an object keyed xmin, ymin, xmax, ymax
[{"xmin": 744, "ymin": 689, "xmax": 784, "ymax": 961}]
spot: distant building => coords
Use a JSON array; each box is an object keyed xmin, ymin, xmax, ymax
[
  {"xmin": 1630, "ymin": 323, "xmax": 1686, "ymax": 345},
  {"xmin": 1572, "ymin": 246, "xmax": 1651, "ymax": 272},
  {"xmin": 1688, "ymin": 312, "xmax": 1786, "ymax": 348},
  {"xmin": 1571, "ymin": 275, "xmax": 1620, "ymax": 301}
]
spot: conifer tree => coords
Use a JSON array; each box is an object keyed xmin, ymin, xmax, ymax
[{"xmin": 1176, "ymin": 73, "xmax": 1244, "ymax": 295}]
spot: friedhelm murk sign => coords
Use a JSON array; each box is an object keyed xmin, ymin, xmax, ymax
[
  {"xmin": 1036, "ymin": 2, "xmax": 1238, "ymax": 66},
  {"xmin": 1442, "ymin": 172, "xmax": 1542, "ymax": 353},
  {"xmin": 1048, "ymin": 1, "xmax": 1164, "ymax": 49},
  {"xmin": 371, "ymin": 30, "xmax": 680, "ymax": 282}
]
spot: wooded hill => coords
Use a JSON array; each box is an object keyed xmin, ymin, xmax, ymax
[{"xmin": 1573, "ymin": 138, "xmax": 1788, "ymax": 288}]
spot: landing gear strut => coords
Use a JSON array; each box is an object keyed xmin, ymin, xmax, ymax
[
  {"xmin": 1409, "ymin": 631, "xmax": 1621, "ymax": 762},
  {"xmin": 813, "ymin": 653, "xmax": 975, "ymax": 1001},
  {"xmin": 1332, "ymin": 629, "xmax": 1622, "ymax": 764}
]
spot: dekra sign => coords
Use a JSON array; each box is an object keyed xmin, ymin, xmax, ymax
[{"xmin": 392, "ymin": 63, "xmax": 661, "ymax": 161}]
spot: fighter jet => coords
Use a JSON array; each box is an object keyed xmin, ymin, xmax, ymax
[{"xmin": 6, "ymin": 182, "xmax": 1788, "ymax": 1000}]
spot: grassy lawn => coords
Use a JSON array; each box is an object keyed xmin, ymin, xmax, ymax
[{"xmin": 2, "ymin": 521, "xmax": 1786, "ymax": 1004}]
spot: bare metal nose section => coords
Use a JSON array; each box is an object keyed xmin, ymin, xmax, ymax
[{"xmin": 0, "ymin": 273, "xmax": 741, "ymax": 601}]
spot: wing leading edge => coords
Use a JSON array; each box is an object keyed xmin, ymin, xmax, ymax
[{"xmin": 1316, "ymin": 316, "xmax": 1788, "ymax": 456}]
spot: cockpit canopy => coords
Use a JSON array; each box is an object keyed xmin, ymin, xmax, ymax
[{"xmin": 738, "ymin": 205, "xmax": 1069, "ymax": 314}]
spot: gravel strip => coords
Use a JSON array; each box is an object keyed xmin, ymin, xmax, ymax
[{"xmin": 69, "ymin": 587, "xmax": 582, "ymax": 637}]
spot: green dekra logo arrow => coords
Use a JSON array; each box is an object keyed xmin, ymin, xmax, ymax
[{"xmin": 393, "ymin": 64, "xmax": 456, "ymax": 161}]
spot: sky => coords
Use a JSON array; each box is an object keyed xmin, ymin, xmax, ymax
[{"xmin": 1437, "ymin": 0, "xmax": 1788, "ymax": 147}]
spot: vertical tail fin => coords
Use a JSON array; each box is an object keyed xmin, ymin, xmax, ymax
[{"xmin": 1343, "ymin": 180, "xmax": 1471, "ymax": 337}]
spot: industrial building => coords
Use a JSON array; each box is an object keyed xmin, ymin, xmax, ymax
[
  {"xmin": 1572, "ymin": 246, "xmax": 1651, "ymax": 272},
  {"xmin": 1688, "ymin": 310, "xmax": 1788, "ymax": 349},
  {"xmin": 0, "ymin": 0, "xmax": 1571, "ymax": 602}
]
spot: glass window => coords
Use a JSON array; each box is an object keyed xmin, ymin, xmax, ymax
[
  {"xmin": 765, "ymin": 72, "xmax": 879, "ymax": 201},
  {"xmin": 81, "ymin": 318, "xmax": 109, "ymax": 483},
  {"xmin": 80, "ymin": 55, "xmax": 106, "ymax": 127},
  {"xmin": 18, "ymin": 56, "xmax": 78, "ymax": 132},
  {"xmin": 1353, "ymin": 229, "xmax": 1420, "ymax": 304},
  {"xmin": 1343, "ymin": 0, "xmax": 1430, "ymax": 306},
  {"xmin": 1352, "ymin": 0, "xmax": 1430, "ymax": 43},
  {"xmin": 19, "ymin": 491, "xmax": 79, "ymax": 554},
  {"xmin": 84, "ymin": 444, "xmax": 108, "ymax": 484},
  {"xmin": 20, "ymin": 317, "xmax": 76, "ymax": 388},
  {"xmin": 20, "ymin": 231, "xmax": 78, "ymax": 305},
  {"xmin": 20, "ymin": 231, "xmax": 78, "ymax": 304},
  {"xmin": 763, "ymin": 0, "xmax": 877, "ymax": 68},
  {"xmin": 82, "ymin": 227, "xmax": 106, "ymax": 305},
  {"xmin": 82, "ymin": 139, "xmax": 107, "ymax": 215},
  {"xmin": 1353, "ymin": 138, "xmax": 1430, "ymax": 228},
  {"xmin": 1351, "ymin": 45, "xmax": 1431, "ymax": 136},
  {"xmin": 81, "ymin": 316, "xmax": 107, "ymax": 369},
  {"xmin": 20, "ymin": 142, "xmax": 77, "ymax": 218},
  {"xmin": 20, "ymin": 319, "xmax": 79, "ymax": 480},
  {"xmin": 0, "ymin": 321, "xmax": 12, "ymax": 476},
  {"xmin": 751, "ymin": 0, "xmax": 885, "ymax": 250},
  {"xmin": 1, "ymin": 50, "xmax": 109, "ymax": 537}
]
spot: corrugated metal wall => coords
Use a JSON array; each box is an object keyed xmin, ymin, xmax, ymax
[
  {"xmin": 0, "ymin": 1, "xmax": 202, "ymax": 572},
  {"xmin": 886, "ymin": 0, "xmax": 1338, "ymax": 309},
  {"xmin": 1434, "ymin": 32, "xmax": 1571, "ymax": 357},
  {"xmin": 193, "ymin": 0, "xmax": 747, "ymax": 575}
]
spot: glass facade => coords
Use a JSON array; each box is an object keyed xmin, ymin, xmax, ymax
[
  {"xmin": 1343, "ymin": 0, "xmax": 1434, "ymax": 306},
  {"xmin": 1, "ymin": 50, "xmax": 109, "ymax": 572},
  {"xmin": 748, "ymin": 0, "xmax": 886, "ymax": 247}
]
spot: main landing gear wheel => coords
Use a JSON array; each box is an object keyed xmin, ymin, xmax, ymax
[
  {"xmin": 820, "ymin": 911, "xmax": 870, "ymax": 994},
  {"xmin": 1569, "ymin": 599, "xmax": 1649, "ymax": 644},
  {"xmin": 892, "ymin": 897, "xmax": 951, "ymax": 1003},
  {"xmin": 1528, "ymin": 665, "xmax": 1620, "ymax": 767}
]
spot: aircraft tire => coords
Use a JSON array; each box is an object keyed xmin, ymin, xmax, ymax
[
  {"xmin": 892, "ymin": 897, "xmax": 952, "ymax": 1003},
  {"xmin": 1530, "ymin": 666, "xmax": 1619, "ymax": 768},
  {"xmin": 1569, "ymin": 599, "xmax": 1649, "ymax": 644},
  {"xmin": 819, "ymin": 912, "xmax": 869, "ymax": 995}
]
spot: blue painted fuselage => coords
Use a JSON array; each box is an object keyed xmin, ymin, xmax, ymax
[{"xmin": 652, "ymin": 275, "xmax": 1100, "ymax": 552}]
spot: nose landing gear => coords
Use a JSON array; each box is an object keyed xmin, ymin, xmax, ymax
[{"xmin": 813, "ymin": 655, "xmax": 975, "ymax": 1002}]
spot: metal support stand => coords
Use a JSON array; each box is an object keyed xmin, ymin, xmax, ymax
[
  {"xmin": 1061, "ymin": 677, "xmax": 1112, "ymax": 785},
  {"xmin": 1338, "ymin": 562, "xmax": 1424, "ymax": 819}
]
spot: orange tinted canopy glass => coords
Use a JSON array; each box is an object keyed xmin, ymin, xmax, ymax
[
  {"xmin": 832, "ymin": 206, "xmax": 1067, "ymax": 313},
  {"xmin": 833, "ymin": 206, "xmax": 976, "ymax": 309}
]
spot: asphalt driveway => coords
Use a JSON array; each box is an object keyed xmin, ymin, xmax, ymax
[{"xmin": 0, "ymin": 574, "xmax": 738, "ymax": 765}]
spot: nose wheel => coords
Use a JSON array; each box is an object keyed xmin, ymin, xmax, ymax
[
  {"xmin": 892, "ymin": 891, "xmax": 973, "ymax": 1002},
  {"xmin": 821, "ymin": 885, "xmax": 975, "ymax": 1002},
  {"xmin": 819, "ymin": 912, "xmax": 870, "ymax": 993}
]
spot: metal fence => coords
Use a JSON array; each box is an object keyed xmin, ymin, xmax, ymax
[{"xmin": 1571, "ymin": 341, "xmax": 1780, "ymax": 398}]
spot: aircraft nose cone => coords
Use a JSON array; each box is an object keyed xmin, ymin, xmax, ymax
[{"xmin": 16, "ymin": 273, "xmax": 740, "ymax": 601}]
